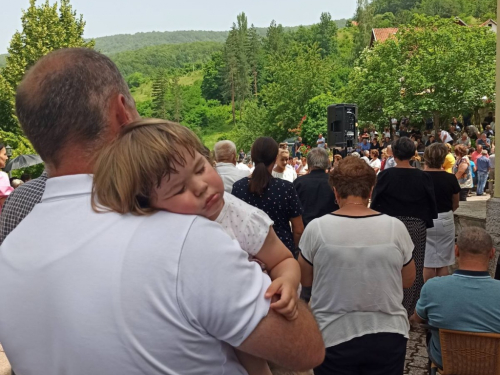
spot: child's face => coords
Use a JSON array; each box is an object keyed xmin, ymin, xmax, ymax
[
  {"xmin": 277, "ymin": 154, "xmax": 288, "ymax": 169},
  {"xmin": 151, "ymin": 150, "xmax": 224, "ymax": 221}
]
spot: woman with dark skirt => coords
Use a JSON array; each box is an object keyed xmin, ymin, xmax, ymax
[{"xmin": 371, "ymin": 137, "xmax": 438, "ymax": 317}]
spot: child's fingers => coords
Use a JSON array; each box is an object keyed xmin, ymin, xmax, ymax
[
  {"xmin": 270, "ymin": 296, "xmax": 289, "ymax": 310},
  {"xmin": 265, "ymin": 281, "xmax": 283, "ymax": 299},
  {"xmin": 274, "ymin": 299, "xmax": 299, "ymax": 320}
]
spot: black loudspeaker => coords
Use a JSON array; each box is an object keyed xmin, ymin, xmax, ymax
[{"xmin": 327, "ymin": 104, "xmax": 358, "ymax": 150}]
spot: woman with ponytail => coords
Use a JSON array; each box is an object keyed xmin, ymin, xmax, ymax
[{"xmin": 232, "ymin": 137, "xmax": 304, "ymax": 255}]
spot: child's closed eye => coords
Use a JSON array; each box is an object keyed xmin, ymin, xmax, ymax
[{"xmin": 175, "ymin": 186, "xmax": 186, "ymax": 195}]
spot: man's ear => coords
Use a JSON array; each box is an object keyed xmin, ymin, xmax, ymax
[
  {"xmin": 109, "ymin": 94, "xmax": 138, "ymax": 135},
  {"xmin": 490, "ymin": 247, "xmax": 496, "ymax": 261},
  {"xmin": 455, "ymin": 244, "xmax": 460, "ymax": 259}
]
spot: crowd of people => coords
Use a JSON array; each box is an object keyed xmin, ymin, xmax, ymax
[
  {"xmin": 0, "ymin": 47, "xmax": 498, "ymax": 375},
  {"xmin": 339, "ymin": 122, "xmax": 496, "ymax": 202}
]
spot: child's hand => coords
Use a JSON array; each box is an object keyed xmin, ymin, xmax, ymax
[{"xmin": 265, "ymin": 277, "xmax": 299, "ymax": 321}]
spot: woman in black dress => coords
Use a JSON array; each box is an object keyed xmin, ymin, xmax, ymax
[
  {"xmin": 232, "ymin": 137, "xmax": 304, "ymax": 255},
  {"xmin": 371, "ymin": 137, "xmax": 438, "ymax": 317}
]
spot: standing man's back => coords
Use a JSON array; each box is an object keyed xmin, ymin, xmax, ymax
[
  {"xmin": 293, "ymin": 148, "xmax": 338, "ymax": 227},
  {"xmin": 0, "ymin": 175, "xmax": 271, "ymax": 374}
]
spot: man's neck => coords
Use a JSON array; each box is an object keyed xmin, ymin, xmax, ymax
[
  {"xmin": 458, "ymin": 260, "xmax": 489, "ymax": 273},
  {"xmin": 46, "ymin": 160, "xmax": 93, "ymax": 178}
]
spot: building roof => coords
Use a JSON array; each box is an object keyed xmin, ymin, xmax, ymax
[
  {"xmin": 480, "ymin": 19, "xmax": 497, "ymax": 27},
  {"xmin": 454, "ymin": 17, "xmax": 468, "ymax": 26},
  {"xmin": 370, "ymin": 28, "xmax": 398, "ymax": 46},
  {"xmin": 370, "ymin": 19, "xmax": 496, "ymax": 48}
]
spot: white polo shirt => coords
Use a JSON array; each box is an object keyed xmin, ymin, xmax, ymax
[
  {"xmin": 215, "ymin": 162, "xmax": 251, "ymax": 193},
  {"xmin": 0, "ymin": 174, "xmax": 271, "ymax": 375}
]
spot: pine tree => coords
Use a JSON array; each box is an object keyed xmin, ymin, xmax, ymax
[
  {"xmin": 169, "ymin": 74, "xmax": 183, "ymax": 123},
  {"xmin": 151, "ymin": 71, "xmax": 168, "ymax": 119},
  {"xmin": 247, "ymin": 25, "xmax": 261, "ymax": 98},
  {"xmin": 224, "ymin": 26, "xmax": 239, "ymax": 125}
]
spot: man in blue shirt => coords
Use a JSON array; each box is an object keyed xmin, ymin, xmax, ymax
[
  {"xmin": 476, "ymin": 150, "xmax": 490, "ymax": 196},
  {"xmin": 413, "ymin": 227, "xmax": 500, "ymax": 369},
  {"xmin": 316, "ymin": 133, "xmax": 326, "ymax": 149},
  {"xmin": 360, "ymin": 138, "xmax": 371, "ymax": 153}
]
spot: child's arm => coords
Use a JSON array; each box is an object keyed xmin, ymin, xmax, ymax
[{"xmin": 254, "ymin": 227, "xmax": 301, "ymax": 320}]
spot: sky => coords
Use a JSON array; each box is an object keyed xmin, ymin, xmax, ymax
[{"xmin": 2, "ymin": 0, "xmax": 357, "ymax": 53}]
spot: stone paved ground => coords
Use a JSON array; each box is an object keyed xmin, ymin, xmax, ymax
[{"xmin": 0, "ymin": 328, "xmax": 428, "ymax": 375}]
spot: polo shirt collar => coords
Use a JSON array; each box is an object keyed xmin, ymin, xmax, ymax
[
  {"xmin": 453, "ymin": 269, "xmax": 490, "ymax": 278},
  {"xmin": 42, "ymin": 174, "xmax": 93, "ymax": 202},
  {"xmin": 216, "ymin": 162, "xmax": 236, "ymax": 168}
]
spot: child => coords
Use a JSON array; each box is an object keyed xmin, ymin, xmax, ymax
[{"xmin": 92, "ymin": 119, "xmax": 301, "ymax": 375}]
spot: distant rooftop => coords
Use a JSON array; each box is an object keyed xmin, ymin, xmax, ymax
[
  {"xmin": 370, "ymin": 18, "xmax": 497, "ymax": 47},
  {"xmin": 370, "ymin": 28, "xmax": 398, "ymax": 46}
]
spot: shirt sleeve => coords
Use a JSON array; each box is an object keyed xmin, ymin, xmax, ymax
[
  {"xmin": 393, "ymin": 218, "xmax": 414, "ymax": 265},
  {"xmin": 299, "ymin": 219, "xmax": 320, "ymax": 265},
  {"xmin": 285, "ymin": 183, "xmax": 303, "ymax": 219},
  {"xmin": 0, "ymin": 172, "xmax": 13, "ymax": 198},
  {"xmin": 241, "ymin": 208, "xmax": 274, "ymax": 256},
  {"xmin": 177, "ymin": 217, "xmax": 271, "ymax": 347}
]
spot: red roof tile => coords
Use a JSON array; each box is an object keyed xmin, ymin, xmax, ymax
[
  {"xmin": 480, "ymin": 19, "xmax": 497, "ymax": 27},
  {"xmin": 372, "ymin": 28, "xmax": 399, "ymax": 44}
]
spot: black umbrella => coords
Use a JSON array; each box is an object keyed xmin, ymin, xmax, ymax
[{"xmin": 4, "ymin": 154, "xmax": 43, "ymax": 172}]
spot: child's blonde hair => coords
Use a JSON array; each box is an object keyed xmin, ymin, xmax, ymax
[
  {"xmin": 92, "ymin": 118, "xmax": 206, "ymax": 215},
  {"xmin": 278, "ymin": 149, "xmax": 290, "ymax": 158}
]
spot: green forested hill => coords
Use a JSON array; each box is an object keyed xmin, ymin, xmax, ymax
[
  {"xmin": 0, "ymin": 20, "xmax": 348, "ymax": 67},
  {"xmin": 91, "ymin": 20, "xmax": 347, "ymax": 54},
  {"xmin": 93, "ymin": 30, "xmax": 230, "ymax": 54},
  {"xmin": 111, "ymin": 41, "xmax": 223, "ymax": 76}
]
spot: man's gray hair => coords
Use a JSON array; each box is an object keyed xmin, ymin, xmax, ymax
[
  {"xmin": 457, "ymin": 227, "xmax": 493, "ymax": 257},
  {"xmin": 307, "ymin": 148, "xmax": 330, "ymax": 170},
  {"xmin": 16, "ymin": 48, "xmax": 135, "ymax": 166},
  {"xmin": 351, "ymin": 152, "xmax": 360, "ymax": 158},
  {"xmin": 363, "ymin": 150, "xmax": 370, "ymax": 156},
  {"xmin": 214, "ymin": 140, "xmax": 237, "ymax": 163}
]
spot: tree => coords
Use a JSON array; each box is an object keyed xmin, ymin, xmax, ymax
[
  {"xmin": 169, "ymin": 74, "xmax": 183, "ymax": 123},
  {"xmin": 247, "ymin": 25, "xmax": 262, "ymax": 97},
  {"xmin": 313, "ymin": 12, "xmax": 339, "ymax": 57},
  {"xmin": 151, "ymin": 71, "xmax": 168, "ymax": 119},
  {"xmin": 262, "ymin": 43, "xmax": 333, "ymax": 141},
  {"xmin": 301, "ymin": 93, "xmax": 338, "ymax": 146},
  {"xmin": 201, "ymin": 51, "xmax": 226, "ymax": 103},
  {"xmin": 224, "ymin": 26, "xmax": 239, "ymax": 125},
  {"xmin": 0, "ymin": 75, "xmax": 17, "ymax": 133},
  {"xmin": 0, "ymin": 0, "xmax": 93, "ymax": 133},
  {"xmin": 345, "ymin": 16, "xmax": 496, "ymax": 130},
  {"xmin": 3, "ymin": 0, "xmax": 94, "ymax": 89},
  {"xmin": 353, "ymin": 0, "xmax": 375, "ymax": 57}
]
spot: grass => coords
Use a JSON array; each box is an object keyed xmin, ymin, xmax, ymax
[
  {"xmin": 131, "ymin": 81, "xmax": 152, "ymax": 102},
  {"xmin": 130, "ymin": 70, "xmax": 203, "ymax": 103},
  {"xmin": 179, "ymin": 70, "xmax": 203, "ymax": 86}
]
